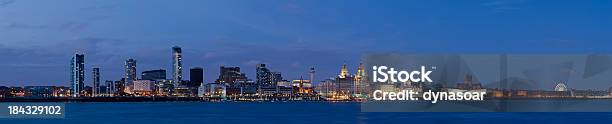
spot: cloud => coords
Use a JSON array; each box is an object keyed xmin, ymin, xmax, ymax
[
  {"xmin": 3, "ymin": 22, "xmax": 49, "ymax": 29},
  {"xmin": 0, "ymin": 44, "xmax": 65, "ymax": 69},
  {"xmin": 0, "ymin": 36, "xmax": 136, "ymax": 85},
  {"xmin": 482, "ymin": 1, "xmax": 508, "ymax": 6},
  {"xmin": 0, "ymin": 0, "xmax": 15, "ymax": 7},
  {"xmin": 63, "ymin": 37, "xmax": 122, "ymax": 51},
  {"xmin": 0, "ymin": 37, "xmax": 126, "ymax": 65},
  {"xmin": 3, "ymin": 20, "xmax": 103, "ymax": 32},
  {"xmin": 244, "ymin": 60, "xmax": 263, "ymax": 66},
  {"xmin": 5, "ymin": 63, "xmax": 58, "ymax": 68},
  {"xmin": 59, "ymin": 22, "xmax": 89, "ymax": 32},
  {"xmin": 482, "ymin": 0, "xmax": 525, "ymax": 13}
]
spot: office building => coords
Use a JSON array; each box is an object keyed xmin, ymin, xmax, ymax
[
  {"xmin": 189, "ymin": 67, "xmax": 204, "ymax": 87},
  {"xmin": 142, "ymin": 69, "xmax": 166, "ymax": 81},
  {"xmin": 114, "ymin": 79, "xmax": 125, "ymax": 96},
  {"xmin": 216, "ymin": 66, "xmax": 247, "ymax": 85},
  {"xmin": 172, "ymin": 46, "xmax": 183, "ymax": 86},
  {"xmin": 354, "ymin": 63, "xmax": 367, "ymax": 96},
  {"xmin": 70, "ymin": 53, "xmax": 85, "ymax": 97},
  {"xmin": 52, "ymin": 86, "xmax": 70, "ymax": 97},
  {"xmin": 24, "ymin": 86, "xmax": 54, "ymax": 98},
  {"xmin": 92, "ymin": 67, "xmax": 100, "ymax": 97},
  {"xmin": 271, "ymin": 72, "xmax": 283, "ymax": 86},
  {"xmin": 125, "ymin": 58, "xmax": 137, "ymax": 87},
  {"xmin": 256, "ymin": 64, "xmax": 272, "ymax": 87},
  {"xmin": 133, "ymin": 80, "xmax": 154, "ymax": 95},
  {"xmin": 336, "ymin": 64, "xmax": 355, "ymax": 96},
  {"xmin": 105, "ymin": 80, "xmax": 115, "ymax": 96}
]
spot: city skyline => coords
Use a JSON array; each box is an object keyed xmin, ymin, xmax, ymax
[
  {"xmin": 0, "ymin": 46, "xmax": 364, "ymax": 87},
  {"xmin": 1, "ymin": 0, "xmax": 611, "ymax": 86}
]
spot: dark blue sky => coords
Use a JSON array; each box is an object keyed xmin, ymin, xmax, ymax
[{"xmin": 0, "ymin": 0, "xmax": 610, "ymax": 86}]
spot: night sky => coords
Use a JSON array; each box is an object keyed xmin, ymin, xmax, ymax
[{"xmin": 0, "ymin": 0, "xmax": 610, "ymax": 86}]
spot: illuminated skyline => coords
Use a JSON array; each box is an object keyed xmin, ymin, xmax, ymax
[{"xmin": 0, "ymin": 0, "xmax": 611, "ymax": 86}]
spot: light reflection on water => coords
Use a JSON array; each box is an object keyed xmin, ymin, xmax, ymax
[{"xmin": 1, "ymin": 102, "xmax": 611, "ymax": 124}]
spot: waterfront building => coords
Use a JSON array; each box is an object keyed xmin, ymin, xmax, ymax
[
  {"xmin": 256, "ymin": 64, "xmax": 273, "ymax": 87},
  {"xmin": 98, "ymin": 85, "xmax": 108, "ymax": 96},
  {"xmin": 105, "ymin": 80, "xmax": 115, "ymax": 96},
  {"xmin": 198, "ymin": 83, "xmax": 206, "ymax": 97},
  {"xmin": 309, "ymin": 67, "xmax": 315, "ymax": 85},
  {"xmin": 354, "ymin": 63, "xmax": 367, "ymax": 97},
  {"xmin": 339, "ymin": 64, "xmax": 350, "ymax": 78},
  {"xmin": 260, "ymin": 86, "xmax": 293, "ymax": 96},
  {"xmin": 92, "ymin": 67, "xmax": 101, "ymax": 97},
  {"xmin": 336, "ymin": 64, "xmax": 355, "ymax": 96},
  {"xmin": 571, "ymin": 90, "xmax": 609, "ymax": 97},
  {"xmin": 83, "ymin": 86, "xmax": 93, "ymax": 97},
  {"xmin": 0, "ymin": 86, "xmax": 9, "ymax": 97},
  {"xmin": 172, "ymin": 46, "xmax": 183, "ymax": 87},
  {"xmin": 173, "ymin": 86, "xmax": 198, "ymax": 97},
  {"xmin": 188, "ymin": 67, "xmax": 204, "ymax": 88},
  {"xmin": 52, "ymin": 86, "xmax": 70, "ymax": 97},
  {"xmin": 202, "ymin": 83, "xmax": 226, "ymax": 98},
  {"xmin": 9, "ymin": 87, "xmax": 25, "ymax": 97},
  {"xmin": 216, "ymin": 66, "xmax": 247, "ymax": 86},
  {"xmin": 456, "ymin": 74, "xmax": 483, "ymax": 90},
  {"xmin": 276, "ymin": 80, "xmax": 292, "ymax": 87},
  {"xmin": 156, "ymin": 79, "xmax": 174, "ymax": 96},
  {"xmin": 133, "ymin": 80, "xmax": 154, "ymax": 96},
  {"xmin": 141, "ymin": 69, "xmax": 166, "ymax": 81},
  {"xmin": 315, "ymin": 78, "xmax": 337, "ymax": 97},
  {"xmin": 125, "ymin": 58, "xmax": 137, "ymax": 90},
  {"xmin": 379, "ymin": 84, "xmax": 396, "ymax": 92},
  {"xmin": 70, "ymin": 53, "xmax": 85, "ymax": 97},
  {"xmin": 226, "ymin": 80, "xmax": 257, "ymax": 95},
  {"xmin": 114, "ymin": 79, "xmax": 126, "ymax": 96},
  {"xmin": 292, "ymin": 78, "xmax": 313, "ymax": 94},
  {"xmin": 271, "ymin": 72, "xmax": 283, "ymax": 85},
  {"xmin": 24, "ymin": 86, "xmax": 54, "ymax": 98}
]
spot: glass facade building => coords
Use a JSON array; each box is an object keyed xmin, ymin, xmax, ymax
[
  {"xmin": 172, "ymin": 46, "xmax": 183, "ymax": 86},
  {"xmin": 125, "ymin": 59, "xmax": 137, "ymax": 86},
  {"xmin": 190, "ymin": 67, "xmax": 204, "ymax": 85},
  {"xmin": 70, "ymin": 53, "xmax": 85, "ymax": 97},
  {"xmin": 92, "ymin": 67, "xmax": 100, "ymax": 96},
  {"xmin": 141, "ymin": 69, "xmax": 166, "ymax": 81}
]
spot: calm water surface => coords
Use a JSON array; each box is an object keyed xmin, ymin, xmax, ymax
[{"xmin": 1, "ymin": 102, "xmax": 611, "ymax": 124}]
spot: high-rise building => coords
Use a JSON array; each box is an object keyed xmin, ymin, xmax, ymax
[
  {"xmin": 190, "ymin": 67, "xmax": 204, "ymax": 85},
  {"xmin": 271, "ymin": 72, "xmax": 283, "ymax": 86},
  {"xmin": 105, "ymin": 80, "xmax": 114, "ymax": 96},
  {"xmin": 142, "ymin": 69, "xmax": 166, "ymax": 81},
  {"xmin": 354, "ymin": 63, "xmax": 367, "ymax": 96},
  {"xmin": 114, "ymin": 79, "xmax": 125, "ymax": 96},
  {"xmin": 70, "ymin": 53, "xmax": 85, "ymax": 97},
  {"xmin": 256, "ymin": 64, "xmax": 272, "ymax": 87},
  {"xmin": 215, "ymin": 66, "xmax": 246, "ymax": 85},
  {"xmin": 125, "ymin": 58, "xmax": 137, "ymax": 86},
  {"xmin": 92, "ymin": 67, "xmax": 100, "ymax": 97},
  {"xmin": 336, "ymin": 64, "xmax": 355, "ymax": 96},
  {"xmin": 309, "ymin": 67, "xmax": 316, "ymax": 85},
  {"xmin": 172, "ymin": 46, "xmax": 183, "ymax": 86},
  {"xmin": 339, "ymin": 64, "xmax": 349, "ymax": 78}
]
